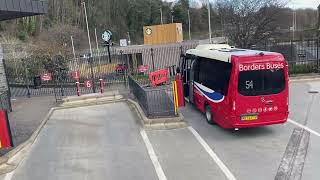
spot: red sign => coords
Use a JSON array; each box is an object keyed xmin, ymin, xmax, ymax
[
  {"xmin": 239, "ymin": 62, "xmax": 284, "ymax": 72},
  {"xmin": 41, "ymin": 73, "xmax": 52, "ymax": 81},
  {"xmin": 0, "ymin": 110, "xmax": 13, "ymax": 149},
  {"xmin": 84, "ymin": 80, "xmax": 93, "ymax": 88},
  {"xmin": 72, "ymin": 71, "xmax": 80, "ymax": 80},
  {"xmin": 149, "ymin": 69, "xmax": 169, "ymax": 87},
  {"xmin": 138, "ymin": 65, "xmax": 149, "ymax": 73}
]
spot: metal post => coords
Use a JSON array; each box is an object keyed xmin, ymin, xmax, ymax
[
  {"xmin": 208, "ymin": 0, "xmax": 212, "ymax": 43},
  {"xmin": 151, "ymin": 48, "xmax": 155, "ymax": 71},
  {"xmin": 82, "ymin": 2, "xmax": 93, "ymax": 56},
  {"xmin": 94, "ymin": 28, "xmax": 102, "ymax": 76},
  {"xmin": 127, "ymin": 32, "xmax": 131, "ymax": 45},
  {"xmin": 107, "ymin": 44, "xmax": 112, "ymax": 63},
  {"xmin": 171, "ymin": 10, "xmax": 174, "ymax": 23},
  {"xmin": 188, "ymin": 9, "xmax": 191, "ymax": 40},
  {"xmin": 59, "ymin": 76, "xmax": 65, "ymax": 97},
  {"xmin": 89, "ymin": 57, "xmax": 96, "ymax": 93},
  {"xmin": 160, "ymin": 7, "xmax": 163, "ymax": 25},
  {"xmin": 23, "ymin": 59, "xmax": 31, "ymax": 98},
  {"xmin": 71, "ymin": 36, "xmax": 76, "ymax": 61},
  {"xmin": 76, "ymin": 82, "xmax": 81, "ymax": 96},
  {"xmin": 317, "ymin": 38, "xmax": 319, "ymax": 72}
]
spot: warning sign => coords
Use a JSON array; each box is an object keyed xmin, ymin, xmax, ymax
[
  {"xmin": 71, "ymin": 71, "xmax": 80, "ymax": 81},
  {"xmin": 41, "ymin": 73, "xmax": 52, "ymax": 81}
]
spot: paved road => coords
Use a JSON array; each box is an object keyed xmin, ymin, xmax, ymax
[{"xmin": 1, "ymin": 80, "xmax": 320, "ymax": 180}]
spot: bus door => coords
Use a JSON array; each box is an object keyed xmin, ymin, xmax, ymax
[{"xmin": 180, "ymin": 55, "xmax": 194, "ymax": 100}]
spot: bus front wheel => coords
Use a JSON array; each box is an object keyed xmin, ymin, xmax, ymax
[{"xmin": 205, "ymin": 105, "xmax": 215, "ymax": 125}]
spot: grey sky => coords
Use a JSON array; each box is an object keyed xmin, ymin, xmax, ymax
[{"xmin": 163, "ymin": 0, "xmax": 320, "ymax": 9}]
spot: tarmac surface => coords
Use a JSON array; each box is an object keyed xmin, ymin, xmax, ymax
[{"xmin": 1, "ymin": 80, "xmax": 320, "ymax": 180}]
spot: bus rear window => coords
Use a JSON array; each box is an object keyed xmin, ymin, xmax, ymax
[{"xmin": 238, "ymin": 69, "xmax": 285, "ymax": 96}]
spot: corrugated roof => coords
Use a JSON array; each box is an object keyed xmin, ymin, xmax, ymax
[{"xmin": 0, "ymin": 0, "xmax": 47, "ymax": 21}]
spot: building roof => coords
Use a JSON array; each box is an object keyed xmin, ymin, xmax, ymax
[
  {"xmin": 186, "ymin": 44, "xmax": 276, "ymax": 63},
  {"xmin": 0, "ymin": 0, "xmax": 47, "ymax": 21}
]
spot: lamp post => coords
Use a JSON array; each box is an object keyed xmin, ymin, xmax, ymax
[
  {"xmin": 188, "ymin": 9, "xmax": 191, "ymax": 40},
  {"xmin": 160, "ymin": 7, "xmax": 163, "ymax": 24},
  {"xmin": 82, "ymin": 2, "xmax": 93, "ymax": 57},
  {"xmin": 207, "ymin": 0, "xmax": 212, "ymax": 43}
]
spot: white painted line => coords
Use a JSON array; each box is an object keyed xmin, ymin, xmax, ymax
[
  {"xmin": 140, "ymin": 129, "xmax": 167, "ymax": 180},
  {"xmin": 288, "ymin": 119, "xmax": 320, "ymax": 137},
  {"xmin": 188, "ymin": 126, "xmax": 237, "ymax": 180},
  {"xmin": 4, "ymin": 172, "xmax": 14, "ymax": 180}
]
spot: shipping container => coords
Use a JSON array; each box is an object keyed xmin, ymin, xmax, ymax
[{"xmin": 143, "ymin": 23, "xmax": 183, "ymax": 45}]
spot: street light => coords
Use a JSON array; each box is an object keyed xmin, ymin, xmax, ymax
[
  {"xmin": 188, "ymin": 9, "xmax": 191, "ymax": 40},
  {"xmin": 171, "ymin": 10, "xmax": 174, "ymax": 23},
  {"xmin": 207, "ymin": 0, "xmax": 212, "ymax": 43},
  {"xmin": 82, "ymin": 2, "xmax": 93, "ymax": 58},
  {"xmin": 160, "ymin": 7, "xmax": 163, "ymax": 24}
]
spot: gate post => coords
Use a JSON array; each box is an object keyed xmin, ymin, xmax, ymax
[
  {"xmin": 317, "ymin": 38, "xmax": 319, "ymax": 72},
  {"xmin": 22, "ymin": 59, "xmax": 31, "ymax": 98},
  {"xmin": 151, "ymin": 48, "xmax": 155, "ymax": 71},
  {"xmin": 76, "ymin": 82, "xmax": 81, "ymax": 96},
  {"xmin": 88, "ymin": 56, "xmax": 96, "ymax": 93}
]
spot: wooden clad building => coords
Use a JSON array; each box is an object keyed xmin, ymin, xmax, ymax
[{"xmin": 143, "ymin": 23, "xmax": 183, "ymax": 45}]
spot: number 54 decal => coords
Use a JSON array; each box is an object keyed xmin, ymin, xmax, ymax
[{"xmin": 246, "ymin": 80, "xmax": 254, "ymax": 89}]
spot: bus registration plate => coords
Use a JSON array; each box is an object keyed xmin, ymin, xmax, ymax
[{"xmin": 241, "ymin": 115, "xmax": 258, "ymax": 121}]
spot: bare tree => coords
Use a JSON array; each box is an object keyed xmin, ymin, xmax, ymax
[{"xmin": 217, "ymin": 0, "xmax": 286, "ymax": 48}]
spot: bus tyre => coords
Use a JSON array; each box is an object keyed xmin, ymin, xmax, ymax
[{"xmin": 205, "ymin": 105, "xmax": 215, "ymax": 125}]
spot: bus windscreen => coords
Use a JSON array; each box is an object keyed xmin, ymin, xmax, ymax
[{"xmin": 238, "ymin": 69, "xmax": 285, "ymax": 96}]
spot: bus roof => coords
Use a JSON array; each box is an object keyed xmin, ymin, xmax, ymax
[{"xmin": 186, "ymin": 44, "xmax": 278, "ymax": 63}]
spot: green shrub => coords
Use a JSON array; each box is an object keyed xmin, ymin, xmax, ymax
[
  {"xmin": 18, "ymin": 31, "xmax": 28, "ymax": 41},
  {"xmin": 289, "ymin": 63, "xmax": 318, "ymax": 74}
]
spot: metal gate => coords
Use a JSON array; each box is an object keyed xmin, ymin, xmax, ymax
[{"xmin": 4, "ymin": 48, "xmax": 128, "ymax": 101}]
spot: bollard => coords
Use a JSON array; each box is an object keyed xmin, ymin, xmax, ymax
[
  {"xmin": 175, "ymin": 73, "xmax": 185, "ymax": 107},
  {"xmin": 99, "ymin": 79, "xmax": 104, "ymax": 94},
  {"xmin": 76, "ymin": 82, "xmax": 81, "ymax": 96}
]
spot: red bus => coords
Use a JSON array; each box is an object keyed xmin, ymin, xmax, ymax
[{"xmin": 179, "ymin": 44, "xmax": 289, "ymax": 129}]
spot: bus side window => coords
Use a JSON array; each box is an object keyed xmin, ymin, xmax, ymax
[{"xmin": 198, "ymin": 57, "xmax": 232, "ymax": 96}]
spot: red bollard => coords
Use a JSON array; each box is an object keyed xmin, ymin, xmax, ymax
[
  {"xmin": 175, "ymin": 73, "xmax": 185, "ymax": 107},
  {"xmin": 76, "ymin": 81, "xmax": 81, "ymax": 96},
  {"xmin": 99, "ymin": 79, "xmax": 104, "ymax": 94}
]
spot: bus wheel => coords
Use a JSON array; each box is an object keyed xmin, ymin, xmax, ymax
[{"xmin": 205, "ymin": 105, "xmax": 215, "ymax": 125}]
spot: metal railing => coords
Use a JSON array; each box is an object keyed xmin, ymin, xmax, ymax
[
  {"xmin": 128, "ymin": 75, "xmax": 176, "ymax": 118},
  {"xmin": 253, "ymin": 38, "xmax": 320, "ymax": 74}
]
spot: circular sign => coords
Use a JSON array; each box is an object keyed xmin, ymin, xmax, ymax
[
  {"xmin": 84, "ymin": 80, "xmax": 92, "ymax": 88},
  {"xmin": 102, "ymin": 30, "xmax": 112, "ymax": 42},
  {"xmin": 145, "ymin": 28, "xmax": 152, "ymax": 35}
]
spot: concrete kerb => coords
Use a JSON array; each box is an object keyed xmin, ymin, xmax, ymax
[
  {"xmin": 289, "ymin": 74, "xmax": 320, "ymax": 83},
  {"xmin": 127, "ymin": 99, "xmax": 187, "ymax": 130}
]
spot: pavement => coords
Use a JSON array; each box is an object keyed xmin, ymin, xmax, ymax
[
  {"xmin": 0, "ymin": 80, "xmax": 320, "ymax": 180},
  {"xmin": 0, "ymin": 96, "xmax": 55, "ymax": 156}
]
